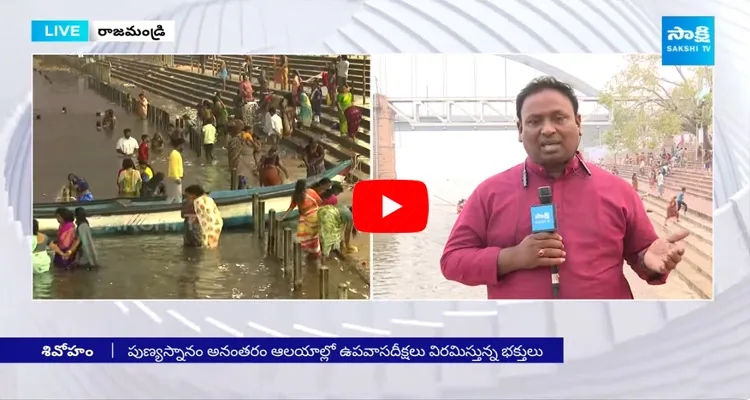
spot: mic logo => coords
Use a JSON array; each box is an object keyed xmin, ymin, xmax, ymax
[
  {"xmin": 530, "ymin": 204, "xmax": 556, "ymax": 233},
  {"xmin": 534, "ymin": 212, "xmax": 550, "ymax": 221}
]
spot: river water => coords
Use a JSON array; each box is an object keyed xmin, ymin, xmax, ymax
[
  {"xmin": 372, "ymin": 178, "xmax": 486, "ymax": 300},
  {"xmin": 32, "ymin": 70, "xmax": 368, "ymax": 299}
]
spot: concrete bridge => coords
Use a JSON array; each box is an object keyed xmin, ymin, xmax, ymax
[
  {"xmin": 384, "ymin": 96, "xmax": 612, "ymax": 131},
  {"xmin": 372, "ymin": 55, "xmax": 656, "ymax": 179}
]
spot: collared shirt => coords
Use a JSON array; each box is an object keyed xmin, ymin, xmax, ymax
[
  {"xmin": 116, "ymin": 137, "xmax": 139, "ymax": 156},
  {"xmin": 167, "ymin": 149, "xmax": 183, "ymax": 179},
  {"xmin": 441, "ymin": 156, "xmax": 662, "ymax": 300}
]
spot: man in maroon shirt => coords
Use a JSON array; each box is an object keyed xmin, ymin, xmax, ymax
[{"xmin": 440, "ymin": 77, "xmax": 690, "ymax": 299}]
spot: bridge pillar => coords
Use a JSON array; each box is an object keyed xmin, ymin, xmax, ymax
[{"xmin": 375, "ymin": 94, "xmax": 397, "ymax": 179}]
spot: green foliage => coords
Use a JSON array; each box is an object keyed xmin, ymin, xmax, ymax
[{"xmin": 599, "ymin": 55, "xmax": 712, "ymax": 153}]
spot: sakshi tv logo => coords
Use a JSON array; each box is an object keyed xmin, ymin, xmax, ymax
[
  {"xmin": 534, "ymin": 212, "xmax": 550, "ymax": 221},
  {"xmin": 661, "ymin": 16, "xmax": 714, "ymax": 66}
]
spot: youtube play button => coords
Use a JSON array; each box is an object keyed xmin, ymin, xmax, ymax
[
  {"xmin": 382, "ymin": 195, "xmax": 402, "ymax": 218},
  {"xmin": 352, "ymin": 180, "xmax": 429, "ymax": 233}
]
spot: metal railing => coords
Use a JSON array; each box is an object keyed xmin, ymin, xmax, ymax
[{"xmin": 249, "ymin": 203, "xmax": 349, "ymax": 299}]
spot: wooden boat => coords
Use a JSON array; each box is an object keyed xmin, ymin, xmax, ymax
[{"xmin": 34, "ymin": 160, "xmax": 352, "ymax": 235}]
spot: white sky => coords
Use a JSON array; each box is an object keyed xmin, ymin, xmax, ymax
[{"xmin": 373, "ymin": 54, "xmax": 687, "ymax": 181}]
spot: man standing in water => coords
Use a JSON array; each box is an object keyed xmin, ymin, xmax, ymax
[
  {"xmin": 166, "ymin": 138, "xmax": 184, "ymax": 203},
  {"xmin": 116, "ymin": 129, "xmax": 139, "ymax": 169},
  {"xmin": 441, "ymin": 76, "xmax": 690, "ymax": 299},
  {"xmin": 202, "ymin": 120, "xmax": 217, "ymax": 164}
]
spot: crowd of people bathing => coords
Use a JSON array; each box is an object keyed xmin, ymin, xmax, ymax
[
  {"xmin": 62, "ymin": 111, "xmax": 337, "ymax": 204},
  {"xmin": 209, "ymin": 54, "xmax": 363, "ymax": 143},
  {"xmin": 35, "ymin": 177, "xmax": 358, "ymax": 273}
]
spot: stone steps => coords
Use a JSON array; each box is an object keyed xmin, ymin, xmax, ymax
[
  {"xmin": 106, "ymin": 58, "xmax": 369, "ymax": 181},
  {"xmin": 173, "ymin": 55, "xmax": 371, "ymax": 99},
  {"xmin": 615, "ymin": 165, "xmax": 712, "ymax": 201},
  {"xmin": 641, "ymin": 196, "xmax": 713, "ymax": 299}
]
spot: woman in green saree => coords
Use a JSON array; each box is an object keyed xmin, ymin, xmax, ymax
[
  {"xmin": 70, "ymin": 208, "xmax": 100, "ymax": 267},
  {"xmin": 336, "ymin": 84, "xmax": 362, "ymax": 139},
  {"xmin": 317, "ymin": 204, "xmax": 357, "ymax": 260}
]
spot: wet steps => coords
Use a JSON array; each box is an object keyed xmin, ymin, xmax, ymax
[{"xmin": 106, "ymin": 57, "xmax": 370, "ymax": 182}]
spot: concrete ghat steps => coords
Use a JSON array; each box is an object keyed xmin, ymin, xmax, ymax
[
  {"xmin": 635, "ymin": 188, "xmax": 713, "ymax": 233},
  {"xmin": 217, "ymin": 54, "xmax": 371, "ymax": 96},
  {"xmin": 106, "ymin": 63, "xmax": 369, "ymax": 182},
  {"xmin": 167, "ymin": 59, "xmax": 373, "ymax": 139},
  {"xmin": 616, "ymin": 164, "xmax": 713, "ymax": 187},
  {"xmin": 617, "ymin": 164, "xmax": 713, "ymax": 190},
  {"xmin": 174, "ymin": 55, "xmax": 371, "ymax": 98},
  {"xmin": 642, "ymin": 204, "xmax": 713, "ymax": 299},
  {"xmin": 614, "ymin": 163, "xmax": 714, "ymax": 183},
  {"xmin": 617, "ymin": 177, "xmax": 713, "ymax": 298},
  {"xmin": 109, "ymin": 57, "xmax": 372, "ymax": 155},
  {"xmin": 616, "ymin": 167, "xmax": 712, "ymax": 202},
  {"xmin": 110, "ymin": 56, "xmax": 370, "ymax": 131},
  {"xmin": 107, "ymin": 59, "xmax": 371, "ymax": 174}
]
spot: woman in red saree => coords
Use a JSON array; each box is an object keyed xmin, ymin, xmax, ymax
[
  {"xmin": 49, "ymin": 207, "xmax": 77, "ymax": 267},
  {"xmin": 280, "ymin": 179, "xmax": 323, "ymax": 261},
  {"xmin": 337, "ymin": 84, "xmax": 362, "ymax": 139}
]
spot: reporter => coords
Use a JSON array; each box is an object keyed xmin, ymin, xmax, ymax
[{"xmin": 440, "ymin": 77, "xmax": 689, "ymax": 299}]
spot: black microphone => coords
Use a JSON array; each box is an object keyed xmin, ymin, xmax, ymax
[{"xmin": 530, "ymin": 186, "xmax": 560, "ymax": 298}]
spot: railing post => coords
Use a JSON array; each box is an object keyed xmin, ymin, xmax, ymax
[
  {"xmin": 257, "ymin": 201, "xmax": 266, "ymax": 239},
  {"xmin": 337, "ymin": 283, "xmax": 349, "ymax": 299},
  {"xmin": 283, "ymin": 227, "xmax": 292, "ymax": 276},
  {"xmin": 318, "ymin": 266, "xmax": 330, "ymax": 299},
  {"xmin": 293, "ymin": 243, "xmax": 303, "ymax": 290},
  {"xmin": 251, "ymin": 194, "xmax": 260, "ymax": 234},
  {"xmin": 267, "ymin": 209, "xmax": 276, "ymax": 255}
]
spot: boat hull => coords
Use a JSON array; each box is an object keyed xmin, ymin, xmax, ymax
[
  {"xmin": 36, "ymin": 194, "xmax": 301, "ymax": 235},
  {"xmin": 35, "ymin": 160, "xmax": 351, "ymax": 235}
]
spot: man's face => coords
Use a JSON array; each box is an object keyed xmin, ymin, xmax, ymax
[
  {"xmin": 517, "ymin": 89, "xmax": 581, "ymax": 168},
  {"xmin": 124, "ymin": 132, "xmax": 130, "ymax": 139}
]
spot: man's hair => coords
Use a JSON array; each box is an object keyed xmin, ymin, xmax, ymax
[{"xmin": 515, "ymin": 76, "xmax": 579, "ymax": 121}]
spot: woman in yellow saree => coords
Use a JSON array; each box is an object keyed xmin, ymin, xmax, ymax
[
  {"xmin": 280, "ymin": 179, "xmax": 322, "ymax": 261},
  {"xmin": 117, "ymin": 158, "xmax": 142, "ymax": 197},
  {"xmin": 336, "ymin": 84, "xmax": 362, "ymax": 139},
  {"xmin": 184, "ymin": 185, "xmax": 223, "ymax": 248}
]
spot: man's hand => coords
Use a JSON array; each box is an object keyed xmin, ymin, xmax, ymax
[{"xmin": 643, "ymin": 230, "xmax": 689, "ymax": 274}]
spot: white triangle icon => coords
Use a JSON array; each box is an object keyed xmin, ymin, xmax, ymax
[{"xmin": 382, "ymin": 195, "xmax": 402, "ymax": 218}]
